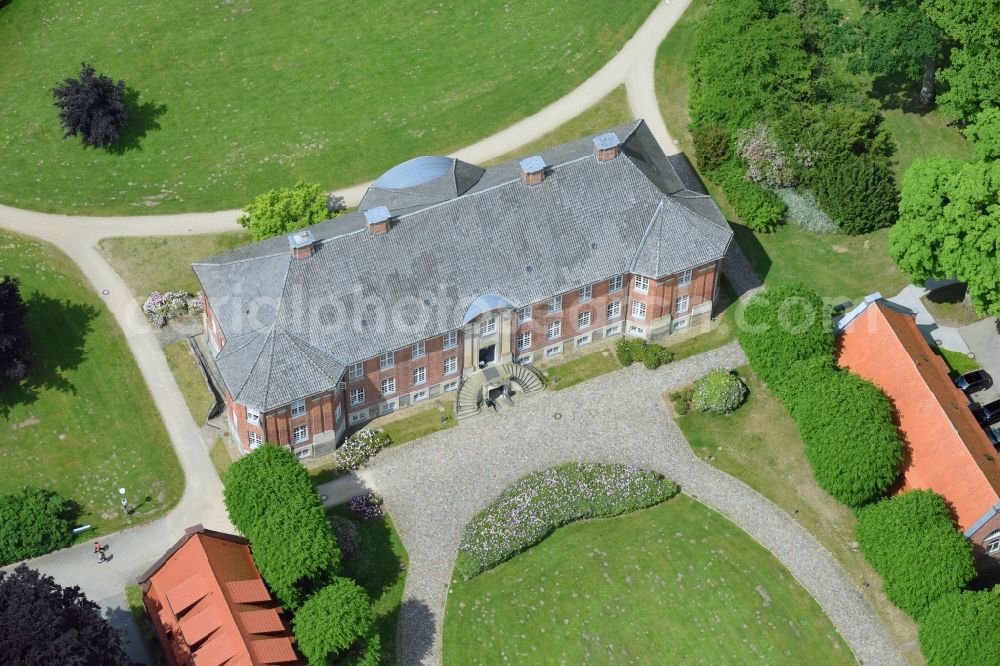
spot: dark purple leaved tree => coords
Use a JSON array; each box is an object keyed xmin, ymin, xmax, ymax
[
  {"xmin": 52, "ymin": 63, "xmax": 128, "ymax": 148},
  {"xmin": 0, "ymin": 275, "xmax": 31, "ymax": 383}
]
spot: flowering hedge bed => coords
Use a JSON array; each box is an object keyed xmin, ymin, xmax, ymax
[
  {"xmin": 455, "ymin": 463, "xmax": 678, "ymax": 578},
  {"xmin": 335, "ymin": 428, "xmax": 391, "ymax": 472},
  {"xmin": 142, "ymin": 290, "xmax": 201, "ymax": 327}
]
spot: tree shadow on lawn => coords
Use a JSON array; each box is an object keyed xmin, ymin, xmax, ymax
[
  {"xmin": 105, "ymin": 88, "xmax": 167, "ymax": 155},
  {"xmin": 0, "ymin": 293, "xmax": 98, "ymax": 418},
  {"xmin": 868, "ymin": 70, "xmax": 934, "ymax": 117}
]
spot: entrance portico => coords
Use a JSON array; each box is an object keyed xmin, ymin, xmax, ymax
[{"xmin": 461, "ymin": 294, "xmax": 517, "ymax": 377}]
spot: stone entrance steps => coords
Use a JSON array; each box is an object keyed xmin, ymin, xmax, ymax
[{"xmin": 455, "ymin": 362, "xmax": 546, "ymax": 420}]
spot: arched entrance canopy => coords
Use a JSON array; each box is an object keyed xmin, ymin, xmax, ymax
[{"xmin": 462, "ymin": 294, "xmax": 517, "ymax": 325}]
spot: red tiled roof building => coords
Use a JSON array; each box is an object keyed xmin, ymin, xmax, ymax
[
  {"xmin": 836, "ymin": 297, "xmax": 1000, "ymax": 567},
  {"xmin": 138, "ymin": 525, "xmax": 301, "ymax": 666}
]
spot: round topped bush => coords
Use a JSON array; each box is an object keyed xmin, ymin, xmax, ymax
[{"xmin": 692, "ymin": 370, "xmax": 747, "ymax": 414}]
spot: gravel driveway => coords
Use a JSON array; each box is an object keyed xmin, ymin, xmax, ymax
[{"xmin": 321, "ymin": 341, "xmax": 905, "ymax": 666}]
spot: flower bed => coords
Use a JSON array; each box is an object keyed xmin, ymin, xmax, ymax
[
  {"xmin": 348, "ymin": 493, "xmax": 384, "ymax": 521},
  {"xmin": 142, "ymin": 290, "xmax": 201, "ymax": 327},
  {"xmin": 455, "ymin": 463, "xmax": 678, "ymax": 578},
  {"xmin": 335, "ymin": 428, "xmax": 391, "ymax": 471}
]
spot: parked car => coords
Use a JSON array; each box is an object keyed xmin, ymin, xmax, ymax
[
  {"xmin": 954, "ymin": 369, "xmax": 993, "ymax": 395},
  {"xmin": 975, "ymin": 399, "xmax": 1000, "ymax": 426}
]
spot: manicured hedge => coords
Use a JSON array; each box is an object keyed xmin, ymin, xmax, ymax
[
  {"xmin": 224, "ymin": 445, "xmax": 339, "ymax": 609},
  {"xmin": 736, "ymin": 284, "xmax": 834, "ymax": 388},
  {"xmin": 615, "ymin": 337, "xmax": 673, "ymax": 369},
  {"xmin": 455, "ymin": 463, "xmax": 678, "ymax": 578},
  {"xmin": 856, "ymin": 491, "xmax": 976, "ymax": 619},
  {"xmin": 691, "ymin": 369, "xmax": 747, "ymax": 414},
  {"xmin": 334, "ymin": 428, "xmax": 391, "ymax": 472},
  {"xmin": 918, "ymin": 589, "xmax": 1000, "ymax": 666}
]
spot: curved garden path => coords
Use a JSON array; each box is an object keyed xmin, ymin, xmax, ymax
[{"xmin": 322, "ymin": 341, "xmax": 906, "ymax": 666}]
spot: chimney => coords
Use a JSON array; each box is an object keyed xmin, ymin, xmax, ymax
[
  {"xmin": 519, "ymin": 156, "xmax": 546, "ymax": 186},
  {"xmin": 593, "ymin": 132, "xmax": 620, "ymax": 162},
  {"xmin": 288, "ymin": 229, "xmax": 315, "ymax": 260},
  {"xmin": 364, "ymin": 206, "xmax": 392, "ymax": 235}
]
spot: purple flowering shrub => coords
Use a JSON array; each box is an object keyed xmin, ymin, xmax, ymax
[
  {"xmin": 456, "ymin": 463, "xmax": 678, "ymax": 578},
  {"xmin": 348, "ymin": 493, "xmax": 383, "ymax": 521},
  {"xmin": 142, "ymin": 290, "xmax": 202, "ymax": 327},
  {"xmin": 330, "ymin": 514, "xmax": 361, "ymax": 558},
  {"xmin": 335, "ymin": 428, "xmax": 391, "ymax": 471}
]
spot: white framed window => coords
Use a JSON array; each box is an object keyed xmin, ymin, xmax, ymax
[
  {"xmin": 517, "ymin": 331, "xmax": 532, "ymax": 350},
  {"xmin": 675, "ymin": 294, "xmax": 689, "ymax": 314},
  {"xmin": 412, "ymin": 389, "xmax": 428, "ymax": 403},
  {"xmin": 985, "ymin": 530, "xmax": 1000, "ymax": 555},
  {"xmin": 577, "ymin": 311, "xmax": 591, "ymax": 329},
  {"xmin": 246, "ymin": 407, "xmax": 261, "ymax": 426},
  {"xmin": 444, "ymin": 380, "xmax": 459, "ymax": 392},
  {"xmin": 380, "ymin": 401, "xmax": 396, "ymax": 415},
  {"xmin": 632, "ymin": 301, "xmax": 647, "ymax": 320},
  {"xmin": 609, "ymin": 274, "xmax": 623, "ymax": 293},
  {"xmin": 633, "ymin": 275, "xmax": 649, "ymax": 294},
  {"xmin": 549, "ymin": 295, "xmax": 562, "ymax": 312},
  {"xmin": 679, "ymin": 268, "xmax": 692, "ymax": 286},
  {"xmin": 545, "ymin": 345, "xmax": 562, "ymax": 358},
  {"xmin": 348, "ymin": 362, "xmax": 364, "ymax": 380},
  {"xmin": 576, "ymin": 334, "xmax": 591, "ymax": 347},
  {"xmin": 443, "ymin": 330, "xmax": 458, "ymax": 350},
  {"xmin": 412, "ymin": 341, "xmax": 426, "ymax": 359},
  {"xmin": 517, "ymin": 306, "xmax": 532, "ymax": 322},
  {"xmin": 516, "ymin": 353, "xmax": 533, "ymax": 365},
  {"xmin": 547, "ymin": 320, "xmax": 561, "ymax": 340},
  {"xmin": 479, "ymin": 317, "xmax": 497, "ymax": 336},
  {"xmin": 248, "ymin": 431, "xmax": 262, "ymax": 449},
  {"xmin": 293, "ymin": 425, "xmax": 309, "ymax": 444},
  {"xmin": 379, "ymin": 351, "xmax": 395, "ymax": 370},
  {"xmin": 349, "ymin": 411, "xmax": 367, "ymax": 425},
  {"xmin": 605, "ymin": 323, "xmax": 622, "ymax": 337},
  {"xmin": 579, "ymin": 285, "xmax": 592, "ymax": 302},
  {"xmin": 381, "ymin": 377, "xmax": 396, "ymax": 396},
  {"xmin": 607, "ymin": 300, "xmax": 621, "ymax": 320},
  {"xmin": 444, "ymin": 356, "xmax": 458, "ymax": 375},
  {"xmin": 290, "ymin": 399, "xmax": 306, "ymax": 418},
  {"xmin": 628, "ymin": 324, "xmax": 645, "ymax": 337},
  {"xmin": 350, "ymin": 388, "xmax": 365, "ymax": 406},
  {"xmin": 335, "ymin": 403, "xmax": 343, "ymax": 422},
  {"xmin": 413, "ymin": 366, "xmax": 426, "ymax": 386},
  {"xmin": 672, "ymin": 319, "xmax": 688, "ymax": 331},
  {"xmin": 295, "ymin": 447, "xmax": 311, "ymax": 460}
]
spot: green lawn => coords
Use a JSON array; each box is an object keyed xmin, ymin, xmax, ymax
[
  {"xmin": 677, "ymin": 368, "xmax": 921, "ymax": 661},
  {"xmin": 379, "ymin": 401, "xmax": 456, "ymax": 447},
  {"xmin": 654, "ymin": 0, "xmax": 708, "ymax": 160},
  {"xmin": 124, "ymin": 585, "xmax": 165, "ymax": 666},
  {"xmin": 933, "ymin": 347, "xmax": 981, "ymax": 375},
  {"xmin": 444, "ymin": 494, "xmax": 852, "ymax": 664},
  {"xmin": 210, "ymin": 437, "xmax": 233, "ymax": 481},
  {"xmin": 0, "ymin": 0, "xmax": 657, "ymax": 215},
  {"xmin": 0, "ymin": 231, "xmax": 182, "ymax": 536},
  {"xmin": 922, "ymin": 283, "xmax": 985, "ymax": 328},
  {"xmin": 669, "ymin": 277, "xmax": 739, "ymax": 361},
  {"xmin": 544, "ymin": 348, "xmax": 621, "ymax": 391},
  {"xmin": 327, "ymin": 506, "xmax": 408, "ymax": 665},
  {"xmin": 164, "ymin": 340, "xmax": 214, "ymax": 425},
  {"xmin": 483, "ymin": 86, "xmax": 633, "ymax": 167},
  {"xmin": 98, "ymin": 232, "xmax": 249, "ymax": 299}
]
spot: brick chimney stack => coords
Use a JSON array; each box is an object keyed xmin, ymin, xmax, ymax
[
  {"xmin": 364, "ymin": 206, "xmax": 392, "ymax": 235},
  {"xmin": 593, "ymin": 132, "xmax": 621, "ymax": 162},
  {"xmin": 288, "ymin": 230, "xmax": 316, "ymax": 260},
  {"xmin": 520, "ymin": 156, "xmax": 546, "ymax": 186}
]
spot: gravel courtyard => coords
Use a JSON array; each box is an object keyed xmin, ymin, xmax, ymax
[{"xmin": 321, "ymin": 341, "xmax": 905, "ymax": 666}]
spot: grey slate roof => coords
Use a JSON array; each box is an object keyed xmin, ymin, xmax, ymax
[{"xmin": 194, "ymin": 120, "xmax": 732, "ymax": 410}]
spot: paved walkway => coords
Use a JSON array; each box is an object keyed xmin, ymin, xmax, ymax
[
  {"xmin": 318, "ymin": 341, "xmax": 905, "ymax": 666},
  {"xmin": 887, "ymin": 282, "xmax": 971, "ymax": 354}
]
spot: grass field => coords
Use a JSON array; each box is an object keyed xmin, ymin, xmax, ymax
[
  {"xmin": 0, "ymin": 231, "xmax": 182, "ymax": 535},
  {"xmin": 677, "ymin": 368, "xmax": 921, "ymax": 662},
  {"xmin": 125, "ymin": 586, "xmax": 165, "ymax": 666},
  {"xmin": 484, "ymin": 86, "xmax": 633, "ymax": 167},
  {"xmin": 922, "ymin": 283, "xmax": 984, "ymax": 328},
  {"xmin": 379, "ymin": 401, "xmax": 456, "ymax": 447},
  {"xmin": 933, "ymin": 347, "xmax": 981, "ymax": 375},
  {"xmin": 327, "ymin": 506, "xmax": 408, "ymax": 665},
  {"xmin": 98, "ymin": 232, "xmax": 249, "ymax": 298},
  {"xmin": 544, "ymin": 348, "xmax": 621, "ymax": 391},
  {"xmin": 163, "ymin": 340, "xmax": 214, "ymax": 425},
  {"xmin": 0, "ymin": 0, "xmax": 657, "ymax": 215},
  {"xmin": 444, "ymin": 494, "xmax": 852, "ymax": 664},
  {"xmin": 209, "ymin": 437, "xmax": 232, "ymax": 481}
]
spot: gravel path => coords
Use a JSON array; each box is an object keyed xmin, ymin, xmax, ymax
[{"xmin": 320, "ymin": 341, "xmax": 905, "ymax": 666}]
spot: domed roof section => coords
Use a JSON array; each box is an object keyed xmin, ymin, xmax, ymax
[{"xmin": 373, "ymin": 156, "xmax": 456, "ymax": 190}]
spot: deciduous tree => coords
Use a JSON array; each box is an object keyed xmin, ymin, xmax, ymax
[
  {"xmin": 292, "ymin": 577, "xmax": 378, "ymax": 666},
  {"xmin": 237, "ymin": 181, "xmax": 330, "ymax": 242},
  {"xmin": 919, "ymin": 588, "xmax": 1000, "ymax": 665},
  {"xmin": 0, "ymin": 486, "xmax": 74, "ymax": 566},
  {"xmin": 0, "ymin": 565, "xmax": 130, "ymax": 665},
  {"xmin": 0, "ymin": 276, "xmax": 31, "ymax": 383},
  {"xmin": 856, "ymin": 490, "xmax": 975, "ymax": 618},
  {"xmin": 51, "ymin": 63, "xmax": 128, "ymax": 148},
  {"xmin": 889, "ymin": 157, "xmax": 1000, "ymax": 317}
]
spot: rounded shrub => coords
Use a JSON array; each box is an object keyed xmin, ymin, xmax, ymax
[
  {"xmin": 692, "ymin": 123, "xmax": 730, "ymax": 173},
  {"xmin": 641, "ymin": 343, "xmax": 674, "ymax": 370},
  {"xmin": 0, "ymin": 486, "xmax": 74, "ymax": 566},
  {"xmin": 292, "ymin": 577, "xmax": 377, "ymax": 666},
  {"xmin": 692, "ymin": 369, "xmax": 747, "ymax": 414},
  {"xmin": 715, "ymin": 160, "xmax": 786, "ymax": 232},
  {"xmin": 615, "ymin": 337, "xmax": 647, "ymax": 366},
  {"xmin": 918, "ymin": 589, "xmax": 1000, "ymax": 665},
  {"xmin": 335, "ymin": 428, "xmax": 391, "ymax": 472},
  {"xmin": 856, "ymin": 491, "xmax": 975, "ymax": 619}
]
